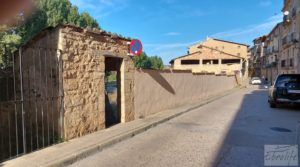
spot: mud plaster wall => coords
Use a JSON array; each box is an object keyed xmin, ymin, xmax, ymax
[{"xmin": 134, "ymin": 69, "xmax": 237, "ymax": 119}]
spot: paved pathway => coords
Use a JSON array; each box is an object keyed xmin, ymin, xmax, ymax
[{"xmin": 70, "ymin": 87, "xmax": 300, "ymax": 167}]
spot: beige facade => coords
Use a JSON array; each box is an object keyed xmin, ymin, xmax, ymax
[
  {"xmin": 170, "ymin": 38, "xmax": 248, "ymax": 76},
  {"xmin": 263, "ymin": 23, "xmax": 283, "ymax": 83},
  {"xmin": 280, "ymin": 0, "xmax": 300, "ymax": 74},
  {"xmin": 249, "ymin": 36, "xmax": 267, "ymax": 78},
  {"xmin": 250, "ymin": 0, "xmax": 300, "ymax": 82}
]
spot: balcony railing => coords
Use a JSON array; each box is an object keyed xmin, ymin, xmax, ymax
[
  {"xmin": 283, "ymin": 15, "xmax": 291, "ymax": 24},
  {"xmin": 282, "ymin": 36, "xmax": 288, "ymax": 45},
  {"xmin": 291, "ymin": 32, "xmax": 299, "ymax": 43},
  {"xmin": 292, "ymin": 8, "xmax": 297, "ymax": 17},
  {"xmin": 282, "ymin": 33, "xmax": 299, "ymax": 48}
]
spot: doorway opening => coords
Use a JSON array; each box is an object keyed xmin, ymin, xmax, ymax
[{"xmin": 105, "ymin": 57, "xmax": 122, "ymax": 127}]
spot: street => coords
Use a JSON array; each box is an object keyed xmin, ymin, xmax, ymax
[
  {"xmin": 69, "ymin": 87, "xmax": 300, "ymax": 167},
  {"xmin": 1, "ymin": 1, "xmax": 300, "ymax": 167}
]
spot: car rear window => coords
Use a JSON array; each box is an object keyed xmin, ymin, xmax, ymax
[{"xmin": 275, "ymin": 75, "xmax": 300, "ymax": 87}]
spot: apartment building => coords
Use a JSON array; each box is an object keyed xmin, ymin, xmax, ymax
[
  {"xmin": 262, "ymin": 23, "xmax": 283, "ymax": 83},
  {"xmin": 250, "ymin": 0, "xmax": 300, "ymax": 82},
  {"xmin": 249, "ymin": 36, "xmax": 267, "ymax": 78},
  {"xmin": 170, "ymin": 37, "xmax": 249, "ymax": 76},
  {"xmin": 280, "ymin": 0, "xmax": 300, "ymax": 74}
]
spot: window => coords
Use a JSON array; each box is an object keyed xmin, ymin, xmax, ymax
[
  {"xmin": 275, "ymin": 75, "xmax": 300, "ymax": 87},
  {"xmin": 292, "ymin": 8, "xmax": 297, "ymax": 17},
  {"xmin": 212, "ymin": 59, "xmax": 219, "ymax": 64},
  {"xmin": 203, "ymin": 60, "xmax": 211, "ymax": 64},
  {"xmin": 221, "ymin": 59, "xmax": 241, "ymax": 64},
  {"xmin": 281, "ymin": 60, "xmax": 286, "ymax": 67},
  {"xmin": 237, "ymin": 45, "xmax": 241, "ymax": 49},
  {"xmin": 237, "ymin": 53, "xmax": 241, "ymax": 56},
  {"xmin": 181, "ymin": 59, "xmax": 200, "ymax": 65},
  {"xmin": 203, "ymin": 59, "xmax": 219, "ymax": 65},
  {"xmin": 290, "ymin": 58, "xmax": 294, "ymax": 67}
]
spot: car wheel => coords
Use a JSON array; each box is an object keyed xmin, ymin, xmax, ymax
[{"xmin": 269, "ymin": 102, "xmax": 277, "ymax": 108}]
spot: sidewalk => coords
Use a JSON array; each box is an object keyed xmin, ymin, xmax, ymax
[{"xmin": 0, "ymin": 88, "xmax": 240, "ymax": 167}]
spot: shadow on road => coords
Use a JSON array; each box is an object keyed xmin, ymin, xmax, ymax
[{"xmin": 212, "ymin": 88, "xmax": 300, "ymax": 167}]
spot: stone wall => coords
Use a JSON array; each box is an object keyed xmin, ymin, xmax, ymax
[
  {"xmin": 59, "ymin": 25, "xmax": 135, "ymax": 139},
  {"xmin": 134, "ymin": 69, "xmax": 237, "ymax": 118},
  {"xmin": 1, "ymin": 24, "xmax": 136, "ymax": 152}
]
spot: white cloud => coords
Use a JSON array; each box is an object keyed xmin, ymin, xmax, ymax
[
  {"xmin": 145, "ymin": 41, "xmax": 198, "ymax": 51},
  {"xmin": 70, "ymin": 0, "xmax": 129, "ymax": 18},
  {"xmin": 259, "ymin": 0, "xmax": 272, "ymax": 7},
  {"xmin": 211, "ymin": 14, "xmax": 282, "ymax": 43},
  {"xmin": 144, "ymin": 40, "xmax": 203, "ymax": 64},
  {"xmin": 165, "ymin": 32, "xmax": 181, "ymax": 36},
  {"xmin": 147, "ymin": 14, "xmax": 283, "ymax": 64}
]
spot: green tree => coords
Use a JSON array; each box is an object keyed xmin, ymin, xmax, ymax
[
  {"xmin": 133, "ymin": 52, "xmax": 152, "ymax": 69},
  {"xmin": 18, "ymin": 7, "xmax": 48, "ymax": 43},
  {"xmin": 68, "ymin": 6, "xmax": 79, "ymax": 25},
  {"xmin": 0, "ymin": 25, "xmax": 22, "ymax": 68},
  {"xmin": 133, "ymin": 52, "xmax": 164, "ymax": 69},
  {"xmin": 42, "ymin": 0, "xmax": 73, "ymax": 26},
  {"xmin": 0, "ymin": 0, "xmax": 101, "ymax": 69},
  {"xmin": 78, "ymin": 12, "xmax": 99, "ymax": 28},
  {"xmin": 149, "ymin": 56, "xmax": 164, "ymax": 69}
]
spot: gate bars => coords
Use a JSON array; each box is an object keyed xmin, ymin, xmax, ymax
[{"xmin": 0, "ymin": 47, "xmax": 64, "ymax": 162}]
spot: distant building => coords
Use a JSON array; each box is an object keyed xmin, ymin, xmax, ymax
[
  {"xmin": 249, "ymin": 36, "xmax": 267, "ymax": 78},
  {"xmin": 261, "ymin": 23, "xmax": 283, "ymax": 83},
  {"xmin": 170, "ymin": 37, "xmax": 249, "ymax": 76}
]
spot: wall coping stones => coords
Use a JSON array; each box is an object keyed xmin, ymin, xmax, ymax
[
  {"xmin": 21, "ymin": 24, "xmax": 131, "ymax": 50},
  {"xmin": 135, "ymin": 68, "xmax": 235, "ymax": 77}
]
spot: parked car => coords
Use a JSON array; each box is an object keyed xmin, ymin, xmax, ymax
[
  {"xmin": 250, "ymin": 77, "xmax": 262, "ymax": 85},
  {"xmin": 268, "ymin": 74, "xmax": 300, "ymax": 108}
]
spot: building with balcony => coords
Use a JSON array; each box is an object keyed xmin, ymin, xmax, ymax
[
  {"xmin": 262, "ymin": 23, "xmax": 283, "ymax": 83},
  {"xmin": 249, "ymin": 36, "xmax": 267, "ymax": 78},
  {"xmin": 280, "ymin": 0, "xmax": 300, "ymax": 74},
  {"xmin": 250, "ymin": 0, "xmax": 300, "ymax": 82}
]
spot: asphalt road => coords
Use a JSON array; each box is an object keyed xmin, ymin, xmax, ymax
[{"xmin": 69, "ymin": 87, "xmax": 300, "ymax": 167}]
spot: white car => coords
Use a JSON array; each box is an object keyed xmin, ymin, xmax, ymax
[{"xmin": 250, "ymin": 77, "xmax": 262, "ymax": 85}]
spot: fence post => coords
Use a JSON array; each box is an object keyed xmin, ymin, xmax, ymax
[{"xmin": 19, "ymin": 48, "xmax": 26, "ymax": 154}]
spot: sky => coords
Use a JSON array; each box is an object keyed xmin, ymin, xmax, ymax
[{"xmin": 70, "ymin": 0, "xmax": 283, "ymax": 64}]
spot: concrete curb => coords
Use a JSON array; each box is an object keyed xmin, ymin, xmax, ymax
[
  {"xmin": 53, "ymin": 88, "xmax": 239, "ymax": 167},
  {"xmin": 2, "ymin": 88, "xmax": 240, "ymax": 167}
]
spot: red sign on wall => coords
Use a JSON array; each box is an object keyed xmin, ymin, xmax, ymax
[{"xmin": 130, "ymin": 39, "xmax": 143, "ymax": 56}]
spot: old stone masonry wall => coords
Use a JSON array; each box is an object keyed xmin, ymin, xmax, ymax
[{"xmin": 59, "ymin": 25, "xmax": 135, "ymax": 139}]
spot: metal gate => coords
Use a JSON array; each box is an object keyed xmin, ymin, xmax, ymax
[{"xmin": 0, "ymin": 47, "xmax": 64, "ymax": 162}]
